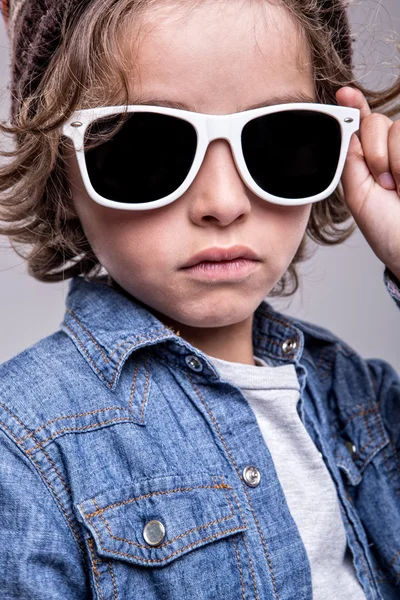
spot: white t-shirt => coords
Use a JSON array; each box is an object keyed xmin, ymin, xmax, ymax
[{"xmin": 207, "ymin": 353, "xmax": 366, "ymax": 600}]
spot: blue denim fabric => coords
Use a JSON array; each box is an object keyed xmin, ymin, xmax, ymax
[{"xmin": 0, "ymin": 266, "xmax": 400, "ymax": 600}]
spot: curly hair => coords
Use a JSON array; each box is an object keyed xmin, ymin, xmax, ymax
[{"xmin": 0, "ymin": 0, "xmax": 400, "ymax": 297}]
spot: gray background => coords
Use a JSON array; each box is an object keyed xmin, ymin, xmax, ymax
[{"xmin": 0, "ymin": 0, "xmax": 399, "ymax": 368}]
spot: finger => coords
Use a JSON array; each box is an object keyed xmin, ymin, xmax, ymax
[
  {"xmin": 335, "ymin": 87, "xmax": 371, "ymax": 142},
  {"xmin": 388, "ymin": 119, "xmax": 400, "ymax": 193},
  {"xmin": 340, "ymin": 131, "xmax": 372, "ymax": 205},
  {"xmin": 335, "ymin": 86, "xmax": 372, "ymax": 121},
  {"xmin": 359, "ymin": 113, "xmax": 396, "ymax": 190}
]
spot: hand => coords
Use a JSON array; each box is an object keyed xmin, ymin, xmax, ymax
[{"xmin": 336, "ymin": 86, "xmax": 400, "ymax": 281}]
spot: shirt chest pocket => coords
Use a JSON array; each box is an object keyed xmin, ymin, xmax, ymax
[{"xmin": 76, "ymin": 472, "xmax": 248, "ymax": 600}]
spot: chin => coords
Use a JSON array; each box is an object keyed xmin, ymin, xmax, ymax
[{"xmin": 170, "ymin": 300, "xmax": 257, "ymax": 329}]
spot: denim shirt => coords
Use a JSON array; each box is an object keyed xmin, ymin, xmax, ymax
[{"xmin": 1, "ymin": 267, "xmax": 400, "ymax": 600}]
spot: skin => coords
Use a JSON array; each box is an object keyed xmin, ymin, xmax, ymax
[
  {"xmin": 65, "ymin": 0, "xmax": 321, "ymax": 365},
  {"xmin": 336, "ymin": 86, "xmax": 400, "ymax": 282}
]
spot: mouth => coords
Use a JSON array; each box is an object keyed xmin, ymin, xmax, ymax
[
  {"xmin": 181, "ymin": 245, "xmax": 260, "ymax": 269},
  {"xmin": 181, "ymin": 255, "xmax": 260, "ymax": 282}
]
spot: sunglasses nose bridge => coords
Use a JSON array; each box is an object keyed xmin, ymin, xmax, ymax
[{"xmin": 205, "ymin": 114, "xmax": 234, "ymax": 145}]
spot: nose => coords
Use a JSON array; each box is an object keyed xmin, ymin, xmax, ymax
[{"xmin": 187, "ymin": 138, "xmax": 252, "ymax": 227}]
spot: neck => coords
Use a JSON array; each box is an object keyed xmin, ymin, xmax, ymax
[{"xmin": 152, "ymin": 309, "xmax": 256, "ymax": 366}]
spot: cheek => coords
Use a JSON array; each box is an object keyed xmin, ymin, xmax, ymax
[
  {"xmin": 266, "ymin": 204, "xmax": 311, "ymax": 268},
  {"xmin": 92, "ymin": 211, "xmax": 180, "ymax": 277},
  {"xmin": 285, "ymin": 205, "xmax": 312, "ymax": 241},
  {"xmin": 262, "ymin": 203, "xmax": 311, "ymax": 244}
]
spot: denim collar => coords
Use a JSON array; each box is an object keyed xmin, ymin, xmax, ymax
[{"xmin": 60, "ymin": 275, "xmax": 328, "ymax": 390}]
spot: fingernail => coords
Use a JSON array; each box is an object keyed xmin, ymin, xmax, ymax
[{"xmin": 379, "ymin": 172, "xmax": 396, "ymax": 189}]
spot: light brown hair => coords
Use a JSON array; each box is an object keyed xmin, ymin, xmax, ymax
[{"xmin": 0, "ymin": 0, "xmax": 399, "ymax": 296}]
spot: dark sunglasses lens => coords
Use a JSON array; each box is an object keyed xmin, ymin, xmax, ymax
[
  {"xmin": 84, "ymin": 112, "xmax": 197, "ymax": 204},
  {"xmin": 242, "ymin": 110, "xmax": 341, "ymax": 199}
]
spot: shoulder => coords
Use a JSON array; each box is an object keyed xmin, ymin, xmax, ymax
[
  {"xmin": 0, "ymin": 328, "xmax": 78, "ymax": 398},
  {"xmin": 0, "ymin": 328, "xmax": 122, "ymax": 447},
  {"xmin": 0, "ymin": 327, "xmax": 86, "ymax": 398}
]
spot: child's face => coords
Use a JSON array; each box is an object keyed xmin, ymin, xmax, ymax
[{"xmin": 66, "ymin": 0, "xmax": 315, "ymax": 334}]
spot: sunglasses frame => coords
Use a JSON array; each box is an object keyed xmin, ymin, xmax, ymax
[{"xmin": 61, "ymin": 102, "xmax": 360, "ymax": 210}]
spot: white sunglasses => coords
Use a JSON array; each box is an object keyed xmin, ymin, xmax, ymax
[{"xmin": 61, "ymin": 103, "xmax": 360, "ymax": 210}]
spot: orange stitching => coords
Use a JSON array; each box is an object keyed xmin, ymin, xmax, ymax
[
  {"xmin": 0, "ymin": 403, "xmax": 76, "ymax": 538},
  {"xmin": 252, "ymin": 335, "xmax": 282, "ymax": 348},
  {"xmin": 348, "ymin": 408, "xmax": 374, "ymax": 463},
  {"xmin": 140, "ymin": 357, "xmax": 150, "ymax": 421},
  {"xmin": 319, "ymin": 350, "xmax": 341, "ymax": 382},
  {"xmin": 66, "ymin": 308, "xmax": 171, "ymax": 361},
  {"xmin": 95, "ymin": 484, "xmax": 236, "ymax": 549},
  {"xmin": 389, "ymin": 549, "xmax": 400, "ymax": 568},
  {"xmin": 19, "ymin": 406, "xmax": 134, "ymax": 442},
  {"xmin": 337, "ymin": 409, "xmax": 400, "ymax": 499},
  {"xmin": 232, "ymin": 536, "xmax": 246, "ymax": 600},
  {"xmin": 219, "ymin": 477, "xmax": 248, "ymax": 529},
  {"xmin": 63, "ymin": 321, "xmax": 168, "ymax": 388},
  {"xmin": 90, "ymin": 503, "xmax": 119, "ymax": 599},
  {"xmin": 82, "ymin": 504, "xmax": 245, "ymax": 564},
  {"xmin": 84, "ymin": 483, "xmax": 233, "ymax": 519},
  {"xmin": 341, "ymin": 406, "xmax": 378, "ymax": 426},
  {"xmin": 222, "ymin": 485, "xmax": 248, "ymax": 531},
  {"xmin": 26, "ymin": 417, "xmax": 136, "ymax": 454},
  {"xmin": 362, "ymin": 410, "xmax": 373, "ymax": 441},
  {"xmin": 316, "ymin": 346, "xmax": 332, "ymax": 371},
  {"xmin": 222, "ymin": 485, "xmax": 235, "ymax": 514},
  {"xmin": 220, "ymin": 475, "xmax": 258, "ymax": 600},
  {"xmin": 38, "ymin": 444, "xmax": 72, "ymax": 495},
  {"xmin": 62, "ymin": 322, "xmax": 128, "ymax": 387},
  {"xmin": 219, "ymin": 475, "xmax": 254, "ymax": 600},
  {"xmin": 351, "ymin": 408, "xmax": 378, "ymax": 470},
  {"xmin": 0, "ymin": 402, "xmax": 74, "ymax": 496},
  {"xmin": 187, "ymin": 374, "xmax": 275, "ymax": 599},
  {"xmin": 317, "ymin": 345, "xmax": 353, "ymax": 382},
  {"xmin": 67, "ymin": 308, "xmax": 111, "ymax": 363},
  {"xmin": 256, "ymin": 309, "xmax": 299, "ymax": 335},
  {"xmin": 129, "ymin": 362, "xmax": 140, "ymax": 411},
  {"xmin": 0, "ymin": 419, "xmax": 85, "ymax": 556},
  {"xmin": 108, "ymin": 561, "xmax": 118, "ymax": 600},
  {"xmin": 358, "ymin": 402, "xmax": 400, "ymax": 493},
  {"xmin": 240, "ymin": 529, "xmax": 259, "ymax": 600},
  {"xmin": 352, "ymin": 439, "xmax": 373, "ymax": 461},
  {"xmin": 88, "ymin": 537, "xmax": 104, "ymax": 600},
  {"xmin": 0, "ymin": 400, "xmax": 32, "ymax": 434},
  {"xmin": 336, "ymin": 406, "xmax": 386, "ymax": 464}
]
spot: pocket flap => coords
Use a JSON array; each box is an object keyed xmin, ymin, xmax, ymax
[
  {"xmin": 76, "ymin": 472, "xmax": 246, "ymax": 567},
  {"xmin": 333, "ymin": 406, "xmax": 390, "ymax": 486}
]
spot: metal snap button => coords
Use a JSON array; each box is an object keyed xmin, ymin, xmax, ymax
[
  {"xmin": 185, "ymin": 354, "xmax": 203, "ymax": 372},
  {"xmin": 143, "ymin": 519, "xmax": 166, "ymax": 546},
  {"xmin": 242, "ymin": 465, "xmax": 261, "ymax": 487},
  {"xmin": 345, "ymin": 440, "xmax": 357, "ymax": 458},
  {"xmin": 282, "ymin": 338, "xmax": 297, "ymax": 354}
]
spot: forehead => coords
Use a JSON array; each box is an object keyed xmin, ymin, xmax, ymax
[{"xmin": 115, "ymin": 0, "xmax": 315, "ymax": 112}]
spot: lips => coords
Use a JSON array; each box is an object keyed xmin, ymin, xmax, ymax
[{"xmin": 181, "ymin": 245, "xmax": 260, "ymax": 268}]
